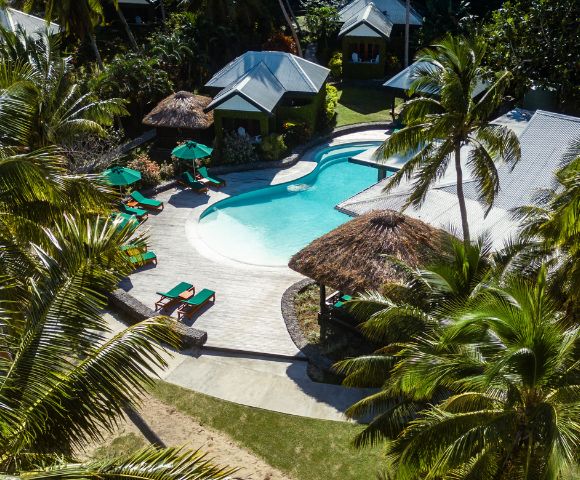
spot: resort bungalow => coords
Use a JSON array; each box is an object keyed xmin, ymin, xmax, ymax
[
  {"xmin": 0, "ymin": 7, "xmax": 58, "ymax": 36},
  {"xmin": 337, "ymin": 110, "xmax": 580, "ymax": 251},
  {"xmin": 204, "ymin": 51, "xmax": 330, "ymax": 140},
  {"xmin": 338, "ymin": 3, "xmax": 394, "ymax": 79},
  {"xmin": 339, "ymin": 0, "xmax": 423, "ymax": 76}
]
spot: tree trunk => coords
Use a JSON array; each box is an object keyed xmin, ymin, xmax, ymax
[
  {"xmin": 277, "ymin": 0, "xmax": 302, "ymax": 57},
  {"xmin": 89, "ymin": 33, "xmax": 104, "ymax": 70},
  {"xmin": 116, "ymin": 5, "xmax": 139, "ymax": 51},
  {"xmin": 159, "ymin": 0, "xmax": 166, "ymax": 22},
  {"xmin": 455, "ymin": 145, "xmax": 471, "ymax": 245},
  {"xmin": 404, "ymin": 0, "xmax": 410, "ymax": 67}
]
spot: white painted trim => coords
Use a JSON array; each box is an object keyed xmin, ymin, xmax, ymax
[{"xmin": 346, "ymin": 24, "xmax": 381, "ymax": 38}]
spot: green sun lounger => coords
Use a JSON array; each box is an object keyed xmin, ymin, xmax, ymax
[
  {"xmin": 130, "ymin": 191, "xmax": 164, "ymax": 210},
  {"xmin": 177, "ymin": 288, "xmax": 216, "ymax": 319},
  {"xmin": 197, "ymin": 166, "xmax": 226, "ymax": 187},
  {"xmin": 333, "ymin": 294, "xmax": 352, "ymax": 309},
  {"xmin": 155, "ymin": 281, "xmax": 195, "ymax": 310},
  {"xmin": 180, "ymin": 172, "xmax": 208, "ymax": 193},
  {"xmin": 119, "ymin": 203, "xmax": 148, "ymax": 220},
  {"xmin": 128, "ymin": 250, "xmax": 157, "ymax": 267}
]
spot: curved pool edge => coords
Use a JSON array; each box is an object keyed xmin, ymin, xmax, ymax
[{"xmin": 194, "ymin": 141, "xmax": 383, "ymax": 267}]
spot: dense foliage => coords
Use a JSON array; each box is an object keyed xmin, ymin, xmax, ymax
[
  {"xmin": 482, "ymin": 0, "xmax": 580, "ymax": 113},
  {"xmin": 0, "ymin": 27, "xmax": 234, "ymax": 479}
]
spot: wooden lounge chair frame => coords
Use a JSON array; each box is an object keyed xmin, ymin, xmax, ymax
[
  {"xmin": 178, "ymin": 172, "xmax": 209, "ymax": 193},
  {"xmin": 177, "ymin": 288, "xmax": 216, "ymax": 320},
  {"xmin": 155, "ymin": 282, "xmax": 195, "ymax": 310},
  {"xmin": 119, "ymin": 204, "xmax": 149, "ymax": 221},
  {"xmin": 127, "ymin": 250, "xmax": 157, "ymax": 267}
]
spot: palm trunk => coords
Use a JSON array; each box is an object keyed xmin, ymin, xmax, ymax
[
  {"xmin": 159, "ymin": 0, "xmax": 166, "ymax": 22},
  {"xmin": 89, "ymin": 33, "xmax": 104, "ymax": 70},
  {"xmin": 277, "ymin": 0, "xmax": 302, "ymax": 57},
  {"xmin": 404, "ymin": 0, "xmax": 410, "ymax": 67},
  {"xmin": 116, "ymin": 6, "xmax": 139, "ymax": 51},
  {"xmin": 455, "ymin": 145, "xmax": 470, "ymax": 245}
]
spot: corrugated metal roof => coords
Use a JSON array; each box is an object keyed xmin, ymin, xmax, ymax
[
  {"xmin": 339, "ymin": 3, "xmax": 394, "ymax": 38},
  {"xmin": 384, "ymin": 59, "xmax": 489, "ymax": 97},
  {"xmin": 339, "ymin": 0, "xmax": 423, "ymax": 26},
  {"xmin": 205, "ymin": 51, "xmax": 329, "ymax": 94},
  {"xmin": 336, "ymin": 110, "xmax": 580, "ymax": 250},
  {"xmin": 206, "ymin": 62, "xmax": 285, "ymax": 114},
  {"xmin": 0, "ymin": 8, "xmax": 59, "ymax": 36}
]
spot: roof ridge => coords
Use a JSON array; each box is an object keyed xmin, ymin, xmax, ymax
[
  {"xmin": 533, "ymin": 109, "xmax": 580, "ymax": 123},
  {"xmin": 289, "ymin": 55, "xmax": 317, "ymax": 93}
]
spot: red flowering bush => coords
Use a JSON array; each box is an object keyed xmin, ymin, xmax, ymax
[{"xmin": 128, "ymin": 154, "xmax": 161, "ymax": 186}]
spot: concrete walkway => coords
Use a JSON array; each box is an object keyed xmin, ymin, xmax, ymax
[
  {"xmin": 105, "ymin": 311, "xmax": 374, "ymax": 421},
  {"xmin": 123, "ymin": 130, "xmax": 389, "ymax": 357}
]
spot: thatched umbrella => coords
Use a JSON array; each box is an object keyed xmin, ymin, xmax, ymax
[
  {"xmin": 289, "ymin": 210, "xmax": 450, "ymax": 317},
  {"xmin": 143, "ymin": 92, "xmax": 214, "ymax": 147}
]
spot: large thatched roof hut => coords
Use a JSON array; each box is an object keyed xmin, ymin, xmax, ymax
[
  {"xmin": 142, "ymin": 91, "xmax": 214, "ymax": 148},
  {"xmin": 289, "ymin": 210, "xmax": 450, "ymax": 296}
]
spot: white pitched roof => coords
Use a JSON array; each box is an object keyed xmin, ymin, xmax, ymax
[
  {"xmin": 339, "ymin": 2, "xmax": 394, "ymax": 39},
  {"xmin": 0, "ymin": 8, "xmax": 59, "ymax": 36},
  {"xmin": 337, "ymin": 110, "xmax": 580, "ymax": 250},
  {"xmin": 339, "ymin": 0, "xmax": 423, "ymax": 26}
]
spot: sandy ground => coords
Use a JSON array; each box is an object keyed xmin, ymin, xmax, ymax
[{"xmin": 80, "ymin": 395, "xmax": 294, "ymax": 480}]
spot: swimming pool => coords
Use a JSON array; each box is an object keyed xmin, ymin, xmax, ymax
[{"xmin": 198, "ymin": 142, "xmax": 381, "ymax": 266}]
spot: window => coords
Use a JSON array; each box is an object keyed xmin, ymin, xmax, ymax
[{"xmin": 349, "ymin": 42, "xmax": 380, "ymax": 63}]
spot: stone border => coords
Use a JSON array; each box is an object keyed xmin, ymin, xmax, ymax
[
  {"xmin": 109, "ymin": 288, "xmax": 208, "ymax": 349},
  {"xmin": 281, "ymin": 279, "xmax": 334, "ymax": 373}
]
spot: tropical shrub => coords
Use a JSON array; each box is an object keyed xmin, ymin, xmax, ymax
[
  {"xmin": 324, "ymin": 84, "xmax": 339, "ymax": 124},
  {"xmin": 159, "ymin": 160, "xmax": 176, "ymax": 180},
  {"xmin": 303, "ymin": 1, "xmax": 341, "ymax": 62},
  {"xmin": 327, "ymin": 51, "xmax": 342, "ymax": 79},
  {"xmin": 283, "ymin": 122, "xmax": 312, "ymax": 147},
  {"xmin": 221, "ymin": 132, "xmax": 258, "ymax": 165},
  {"xmin": 260, "ymin": 133, "xmax": 287, "ymax": 161},
  {"xmin": 262, "ymin": 32, "xmax": 298, "ymax": 54},
  {"xmin": 128, "ymin": 153, "xmax": 162, "ymax": 186}
]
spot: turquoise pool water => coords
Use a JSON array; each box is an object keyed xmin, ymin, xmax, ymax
[{"xmin": 198, "ymin": 142, "xmax": 381, "ymax": 266}]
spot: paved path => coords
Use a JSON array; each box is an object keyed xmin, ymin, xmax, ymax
[{"xmin": 122, "ymin": 130, "xmax": 389, "ymax": 357}]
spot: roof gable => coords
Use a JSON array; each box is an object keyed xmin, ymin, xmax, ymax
[
  {"xmin": 339, "ymin": 3, "xmax": 394, "ymax": 39},
  {"xmin": 339, "ymin": 0, "xmax": 422, "ymax": 26},
  {"xmin": 206, "ymin": 62, "xmax": 285, "ymax": 114}
]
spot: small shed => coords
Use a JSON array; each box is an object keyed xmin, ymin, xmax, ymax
[
  {"xmin": 142, "ymin": 91, "xmax": 214, "ymax": 148},
  {"xmin": 289, "ymin": 210, "xmax": 449, "ymax": 322}
]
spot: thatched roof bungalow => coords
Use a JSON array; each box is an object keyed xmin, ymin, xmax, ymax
[
  {"xmin": 142, "ymin": 91, "xmax": 214, "ymax": 148},
  {"xmin": 289, "ymin": 210, "xmax": 450, "ymax": 315}
]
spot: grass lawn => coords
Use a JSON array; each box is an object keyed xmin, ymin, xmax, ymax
[
  {"xmin": 151, "ymin": 381, "xmax": 387, "ymax": 480},
  {"xmin": 335, "ymin": 85, "xmax": 400, "ymax": 127}
]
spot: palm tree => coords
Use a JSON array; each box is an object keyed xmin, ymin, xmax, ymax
[
  {"xmin": 0, "ymin": 29, "xmax": 126, "ymax": 150},
  {"xmin": 379, "ymin": 35, "xmax": 521, "ymax": 245},
  {"xmin": 339, "ymin": 270, "xmax": 579, "ymax": 478},
  {"xmin": 0, "ymin": 119, "xmax": 234, "ymax": 478},
  {"xmin": 514, "ymin": 139, "xmax": 580, "ymax": 316},
  {"xmin": 278, "ymin": 0, "xmax": 302, "ymax": 57}
]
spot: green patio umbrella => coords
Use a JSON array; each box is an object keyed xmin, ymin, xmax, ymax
[
  {"xmin": 102, "ymin": 166, "xmax": 142, "ymax": 187},
  {"xmin": 171, "ymin": 141, "xmax": 213, "ymax": 161}
]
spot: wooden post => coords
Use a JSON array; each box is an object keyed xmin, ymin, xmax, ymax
[{"xmin": 318, "ymin": 283, "xmax": 327, "ymax": 340}]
